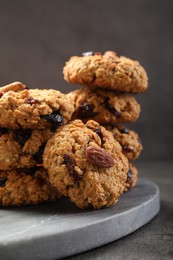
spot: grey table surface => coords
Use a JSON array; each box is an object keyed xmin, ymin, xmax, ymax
[{"xmin": 66, "ymin": 161, "xmax": 173, "ymax": 260}]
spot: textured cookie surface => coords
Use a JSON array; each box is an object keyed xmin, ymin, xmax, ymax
[
  {"xmin": 0, "ymin": 88, "xmax": 74, "ymax": 128},
  {"xmin": 125, "ymin": 163, "xmax": 138, "ymax": 191},
  {"xmin": 67, "ymin": 87, "xmax": 141, "ymax": 124},
  {"xmin": 106, "ymin": 125, "xmax": 143, "ymax": 160},
  {"xmin": 63, "ymin": 51, "xmax": 148, "ymax": 93},
  {"xmin": 0, "ymin": 168, "xmax": 60, "ymax": 207},
  {"xmin": 43, "ymin": 120, "xmax": 129, "ymax": 209},
  {"xmin": 0, "ymin": 128, "xmax": 54, "ymax": 170}
]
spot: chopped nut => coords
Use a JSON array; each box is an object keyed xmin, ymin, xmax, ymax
[{"xmin": 0, "ymin": 82, "xmax": 27, "ymax": 93}]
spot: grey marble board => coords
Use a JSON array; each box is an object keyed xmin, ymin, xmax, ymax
[{"xmin": 0, "ymin": 178, "xmax": 160, "ymax": 260}]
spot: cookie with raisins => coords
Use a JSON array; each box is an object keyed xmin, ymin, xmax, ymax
[
  {"xmin": 0, "ymin": 128, "xmax": 53, "ymax": 170},
  {"xmin": 67, "ymin": 87, "xmax": 141, "ymax": 124},
  {"xmin": 43, "ymin": 120, "xmax": 128, "ymax": 209},
  {"xmin": 0, "ymin": 88, "xmax": 74, "ymax": 128},
  {"xmin": 124, "ymin": 163, "xmax": 139, "ymax": 191},
  {"xmin": 106, "ymin": 125, "xmax": 143, "ymax": 161},
  {"xmin": 63, "ymin": 51, "xmax": 148, "ymax": 93},
  {"xmin": 0, "ymin": 168, "xmax": 60, "ymax": 207}
]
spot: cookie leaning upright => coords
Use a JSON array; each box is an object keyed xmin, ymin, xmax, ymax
[
  {"xmin": 0, "ymin": 82, "xmax": 75, "ymax": 128},
  {"xmin": 0, "ymin": 167, "xmax": 61, "ymax": 207},
  {"xmin": 43, "ymin": 119, "xmax": 129, "ymax": 209},
  {"xmin": 0, "ymin": 128, "xmax": 54, "ymax": 170},
  {"xmin": 63, "ymin": 51, "xmax": 148, "ymax": 93}
]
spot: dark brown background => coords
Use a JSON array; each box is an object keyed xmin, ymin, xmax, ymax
[{"xmin": 0, "ymin": 0, "xmax": 173, "ymax": 160}]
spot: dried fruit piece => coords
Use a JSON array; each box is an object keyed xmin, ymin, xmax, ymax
[
  {"xmin": 25, "ymin": 97, "xmax": 40, "ymax": 105},
  {"xmin": 14, "ymin": 129, "xmax": 32, "ymax": 147},
  {"xmin": 41, "ymin": 111, "xmax": 63, "ymax": 126},
  {"xmin": 127, "ymin": 169, "xmax": 133, "ymax": 182},
  {"xmin": 122, "ymin": 145, "xmax": 133, "ymax": 152},
  {"xmin": 17, "ymin": 167, "xmax": 38, "ymax": 175},
  {"xmin": 0, "ymin": 92, "xmax": 4, "ymax": 98},
  {"xmin": 118, "ymin": 126, "xmax": 129, "ymax": 134},
  {"xmin": 95, "ymin": 128, "xmax": 103, "ymax": 139},
  {"xmin": 33, "ymin": 144, "xmax": 45, "ymax": 164},
  {"xmin": 0, "ymin": 177, "xmax": 7, "ymax": 187},
  {"xmin": 76, "ymin": 102, "xmax": 96, "ymax": 118},
  {"xmin": 63, "ymin": 154, "xmax": 83, "ymax": 181},
  {"xmin": 104, "ymin": 98, "xmax": 121, "ymax": 117},
  {"xmin": 0, "ymin": 128, "xmax": 8, "ymax": 135},
  {"xmin": 86, "ymin": 145, "xmax": 115, "ymax": 168},
  {"xmin": 94, "ymin": 127, "xmax": 104, "ymax": 145}
]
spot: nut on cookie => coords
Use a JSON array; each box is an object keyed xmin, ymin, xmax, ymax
[{"xmin": 43, "ymin": 120, "xmax": 129, "ymax": 209}]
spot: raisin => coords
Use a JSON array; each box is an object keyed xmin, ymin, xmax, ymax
[
  {"xmin": 105, "ymin": 98, "xmax": 121, "ymax": 117},
  {"xmin": 76, "ymin": 102, "xmax": 96, "ymax": 118},
  {"xmin": 0, "ymin": 128, "xmax": 8, "ymax": 135},
  {"xmin": 25, "ymin": 97, "xmax": 40, "ymax": 105},
  {"xmin": 127, "ymin": 169, "xmax": 133, "ymax": 182},
  {"xmin": 14, "ymin": 129, "xmax": 32, "ymax": 147},
  {"xmin": 33, "ymin": 144, "xmax": 45, "ymax": 164},
  {"xmin": 17, "ymin": 167, "xmax": 38, "ymax": 175},
  {"xmin": 0, "ymin": 92, "xmax": 4, "ymax": 98},
  {"xmin": 118, "ymin": 126, "xmax": 129, "ymax": 134},
  {"xmin": 0, "ymin": 177, "xmax": 7, "ymax": 187},
  {"xmin": 122, "ymin": 145, "xmax": 133, "ymax": 152},
  {"xmin": 95, "ymin": 127, "xmax": 104, "ymax": 144},
  {"xmin": 95, "ymin": 128, "xmax": 102, "ymax": 138},
  {"xmin": 63, "ymin": 154, "xmax": 83, "ymax": 181},
  {"xmin": 41, "ymin": 110, "xmax": 63, "ymax": 126},
  {"xmin": 36, "ymin": 176, "xmax": 44, "ymax": 186}
]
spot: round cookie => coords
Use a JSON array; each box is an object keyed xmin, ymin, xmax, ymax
[
  {"xmin": 0, "ymin": 128, "xmax": 54, "ymax": 170},
  {"xmin": 67, "ymin": 87, "xmax": 141, "ymax": 124},
  {"xmin": 0, "ymin": 88, "xmax": 75, "ymax": 128},
  {"xmin": 106, "ymin": 125, "xmax": 143, "ymax": 161},
  {"xmin": 0, "ymin": 168, "xmax": 60, "ymax": 207},
  {"xmin": 63, "ymin": 51, "xmax": 148, "ymax": 93},
  {"xmin": 124, "ymin": 163, "xmax": 138, "ymax": 191},
  {"xmin": 43, "ymin": 120, "xmax": 129, "ymax": 209}
]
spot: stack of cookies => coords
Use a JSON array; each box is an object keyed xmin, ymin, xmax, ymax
[
  {"xmin": 0, "ymin": 82, "xmax": 75, "ymax": 206},
  {"xmin": 62, "ymin": 50, "xmax": 148, "ymax": 201},
  {"xmin": 0, "ymin": 51, "xmax": 148, "ymax": 209}
]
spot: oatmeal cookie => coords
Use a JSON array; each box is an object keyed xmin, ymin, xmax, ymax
[
  {"xmin": 0, "ymin": 88, "xmax": 74, "ymax": 128},
  {"xmin": 0, "ymin": 128, "xmax": 54, "ymax": 170},
  {"xmin": 0, "ymin": 168, "xmax": 60, "ymax": 207},
  {"xmin": 63, "ymin": 51, "xmax": 148, "ymax": 93},
  {"xmin": 67, "ymin": 87, "xmax": 141, "ymax": 124},
  {"xmin": 106, "ymin": 125, "xmax": 143, "ymax": 160},
  {"xmin": 125, "ymin": 163, "xmax": 138, "ymax": 191},
  {"xmin": 43, "ymin": 120, "xmax": 129, "ymax": 209}
]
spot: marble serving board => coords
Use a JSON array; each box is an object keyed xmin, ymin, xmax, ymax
[{"xmin": 0, "ymin": 178, "xmax": 160, "ymax": 260}]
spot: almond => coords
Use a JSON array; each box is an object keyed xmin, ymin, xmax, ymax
[
  {"xmin": 86, "ymin": 145, "xmax": 115, "ymax": 168},
  {"xmin": 0, "ymin": 82, "xmax": 26, "ymax": 93}
]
